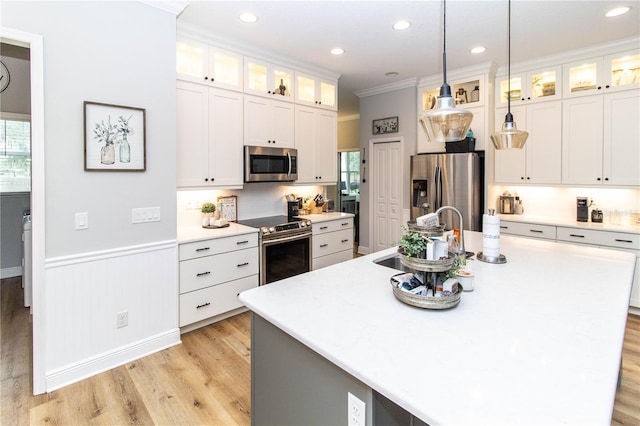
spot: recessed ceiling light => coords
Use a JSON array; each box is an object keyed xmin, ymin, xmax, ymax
[
  {"xmin": 393, "ymin": 20, "xmax": 411, "ymax": 30},
  {"xmin": 239, "ymin": 12, "xmax": 258, "ymax": 23},
  {"xmin": 605, "ymin": 6, "xmax": 631, "ymax": 17},
  {"xmin": 331, "ymin": 48, "xmax": 345, "ymax": 55},
  {"xmin": 385, "ymin": 72, "xmax": 399, "ymax": 77},
  {"xmin": 470, "ymin": 46, "xmax": 486, "ymax": 54}
]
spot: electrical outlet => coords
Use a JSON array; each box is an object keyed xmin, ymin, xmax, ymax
[
  {"xmin": 116, "ymin": 311, "xmax": 128, "ymax": 328},
  {"xmin": 348, "ymin": 392, "xmax": 365, "ymax": 426}
]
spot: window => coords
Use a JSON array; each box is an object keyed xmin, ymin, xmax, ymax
[
  {"xmin": 339, "ymin": 151, "xmax": 360, "ymax": 195},
  {"xmin": 0, "ymin": 116, "xmax": 31, "ymax": 193}
]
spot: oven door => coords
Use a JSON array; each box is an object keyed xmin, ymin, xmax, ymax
[{"xmin": 261, "ymin": 232, "xmax": 311, "ymax": 285}]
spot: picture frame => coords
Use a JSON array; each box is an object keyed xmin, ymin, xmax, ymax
[
  {"xmin": 84, "ymin": 101, "xmax": 146, "ymax": 171},
  {"xmin": 218, "ymin": 195, "xmax": 238, "ymax": 222},
  {"xmin": 372, "ymin": 116, "xmax": 399, "ymax": 135}
]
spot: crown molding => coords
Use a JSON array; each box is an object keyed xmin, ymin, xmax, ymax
[
  {"xmin": 139, "ymin": 0, "xmax": 189, "ymax": 16},
  {"xmin": 355, "ymin": 78, "xmax": 418, "ymax": 99}
]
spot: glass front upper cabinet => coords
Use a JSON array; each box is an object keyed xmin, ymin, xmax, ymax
[
  {"xmin": 563, "ymin": 51, "xmax": 640, "ymax": 97},
  {"xmin": 421, "ymin": 76, "xmax": 484, "ymax": 111},
  {"xmin": 244, "ymin": 57, "xmax": 294, "ymax": 100},
  {"xmin": 295, "ymin": 73, "xmax": 337, "ymax": 110},
  {"xmin": 496, "ymin": 66, "xmax": 561, "ymax": 105},
  {"xmin": 176, "ymin": 39, "xmax": 242, "ymax": 91}
]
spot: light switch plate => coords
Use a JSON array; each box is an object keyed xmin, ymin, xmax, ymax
[
  {"xmin": 132, "ymin": 207, "xmax": 161, "ymax": 224},
  {"xmin": 75, "ymin": 212, "xmax": 89, "ymax": 230}
]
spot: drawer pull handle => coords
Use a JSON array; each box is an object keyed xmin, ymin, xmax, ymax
[
  {"xmin": 341, "ymin": 239, "xmax": 349, "ymax": 243},
  {"xmin": 569, "ymin": 234, "xmax": 585, "ymax": 238},
  {"xmin": 320, "ymin": 226, "xmax": 328, "ymax": 230},
  {"xmin": 236, "ymin": 240, "xmax": 249, "ymax": 245},
  {"xmin": 500, "ymin": 226, "xmax": 508, "ymax": 229},
  {"xmin": 320, "ymin": 243, "xmax": 329, "ymax": 248},
  {"xmin": 196, "ymin": 271, "xmax": 211, "ymax": 277},
  {"xmin": 237, "ymin": 262, "xmax": 249, "ymax": 267},
  {"xmin": 529, "ymin": 229, "xmax": 543, "ymax": 233},
  {"xmin": 196, "ymin": 302, "xmax": 210, "ymax": 309},
  {"xmin": 614, "ymin": 239, "xmax": 633, "ymax": 243},
  {"xmin": 341, "ymin": 222, "xmax": 349, "ymax": 226},
  {"xmin": 195, "ymin": 247, "xmax": 210, "ymax": 252}
]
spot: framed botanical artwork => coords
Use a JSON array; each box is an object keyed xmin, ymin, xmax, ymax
[
  {"xmin": 372, "ymin": 116, "xmax": 399, "ymax": 135},
  {"xmin": 84, "ymin": 101, "xmax": 146, "ymax": 171},
  {"xmin": 218, "ymin": 195, "xmax": 238, "ymax": 222}
]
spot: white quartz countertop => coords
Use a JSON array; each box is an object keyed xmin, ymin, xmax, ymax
[
  {"xmin": 177, "ymin": 222, "xmax": 258, "ymax": 244},
  {"xmin": 499, "ymin": 213, "xmax": 640, "ymax": 234},
  {"xmin": 239, "ymin": 232, "xmax": 636, "ymax": 425}
]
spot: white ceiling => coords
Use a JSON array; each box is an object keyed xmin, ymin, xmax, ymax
[{"xmin": 177, "ymin": 1, "xmax": 640, "ymax": 117}]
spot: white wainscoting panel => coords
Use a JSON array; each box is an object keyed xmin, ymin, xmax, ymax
[{"xmin": 44, "ymin": 240, "xmax": 180, "ymax": 391}]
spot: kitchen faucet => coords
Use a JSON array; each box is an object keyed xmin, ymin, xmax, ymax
[{"xmin": 435, "ymin": 205, "xmax": 465, "ymax": 255}]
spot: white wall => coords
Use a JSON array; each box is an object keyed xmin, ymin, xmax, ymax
[
  {"xmin": 2, "ymin": 1, "xmax": 180, "ymax": 391},
  {"xmin": 358, "ymin": 85, "xmax": 417, "ymax": 254}
]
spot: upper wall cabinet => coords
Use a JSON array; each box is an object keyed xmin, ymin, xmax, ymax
[
  {"xmin": 244, "ymin": 57, "xmax": 294, "ymax": 101},
  {"xmin": 295, "ymin": 72, "xmax": 337, "ymax": 110},
  {"xmin": 244, "ymin": 96, "xmax": 295, "ymax": 148},
  {"xmin": 176, "ymin": 38, "xmax": 243, "ymax": 91},
  {"xmin": 495, "ymin": 65, "xmax": 562, "ymax": 105},
  {"xmin": 563, "ymin": 50, "xmax": 640, "ymax": 98}
]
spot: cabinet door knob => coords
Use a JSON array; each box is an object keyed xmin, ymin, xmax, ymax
[
  {"xmin": 520, "ymin": 177, "xmax": 524, "ymax": 180},
  {"xmin": 604, "ymin": 177, "xmax": 609, "ymax": 181},
  {"xmin": 526, "ymin": 177, "xmax": 530, "ymax": 180},
  {"xmin": 605, "ymin": 85, "xmax": 610, "ymax": 89},
  {"xmin": 597, "ymin": 177, "xmax": 601, "ymax": 181},
  {"xmin": 597, "ymin": 86, "xmax": 602, "ymax": 90},
  {"xmin": 205, "ymin": 178, "xmax": 209, "ymax": 182},
  {"xmin": 204, "ymin": 76, "xmax": 209, "ymax": 81}
]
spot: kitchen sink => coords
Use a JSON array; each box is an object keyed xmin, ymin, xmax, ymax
[{"xmin": 372, "ymin": 254, "xmax": 412, "ymax": 272}]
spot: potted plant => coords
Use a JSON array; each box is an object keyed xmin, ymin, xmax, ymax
[{"xmin": 397, "ymin": 230, "xmax": 430, "ymax": 258}]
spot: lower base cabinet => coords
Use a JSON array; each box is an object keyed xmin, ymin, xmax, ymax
[
  {"xmin": 312, "ymin": 217, "xmax": 354, "ymax": 270},
  {"xmin": 179, "ymin": 233, "xmax": 259, "ymax": 328},
  {"xmin": 502, "ymin": 220, "xmax": 639, "ymax": 308}
]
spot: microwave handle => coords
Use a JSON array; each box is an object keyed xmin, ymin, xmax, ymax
[{"xmin": 287, "ymin": 152, "xmax": 292, "ymax": 176}]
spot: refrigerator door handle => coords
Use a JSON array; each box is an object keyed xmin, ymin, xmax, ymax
[{"xmin": 434, "ymin": 165, "xmax": 441, "ymax": 210}]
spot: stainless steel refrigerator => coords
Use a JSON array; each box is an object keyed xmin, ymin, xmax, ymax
[{"xmin": 410, "ymin": 152, "xmax": 484, "ymax": 231}]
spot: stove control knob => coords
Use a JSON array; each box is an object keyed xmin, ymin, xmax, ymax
[
  {"xmin": 300, "ymin": 222, "xmax": 306, "ymax": 228},
  {"xmin": 261, "ymin": 227, "xmax": 269, "ymax": 235},
  {"xmin": 305, "ymin": 220, "xmax": 312, "ymax": 227},
  {"xmin": 269, "ymin": 226, "xmax": 276, "ymax": 233}
]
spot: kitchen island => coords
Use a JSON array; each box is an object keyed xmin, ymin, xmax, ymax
[{"xmin": 239, "ymin": 231, "xmax": 636, "ymax": 425}]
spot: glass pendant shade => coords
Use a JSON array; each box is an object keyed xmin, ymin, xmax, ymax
[
  {"xmin": 419, "ymin": 86, "xmax": 473, "ymax": 143},
  {"xmin": 490, "ymin": 113, "xmax": 529, "ymax": 149}
]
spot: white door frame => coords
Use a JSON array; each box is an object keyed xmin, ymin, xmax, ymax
[
  {"xmin": 367, "ymin": 136, "xmax": 404, "ymax": 253},
  {"xmin": 1, "ymin": 27, "xmax": 47, "ymax": 394}
]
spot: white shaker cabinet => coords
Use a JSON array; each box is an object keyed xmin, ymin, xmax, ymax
[
  {"xmin": 244, "ymin": 95, "xmax": 295, "ymax": 148},
  {"xmin": 176, "ymin": 38, "xmax": 243, "ymax": 91},
  {"xmin": 562, "ymin": 90, "xmax": 639, "ymax": 186},
  {"xmin": 494, "ymin": 101, "xmax": 562, "ymax": 184},
  {"xmin": 179, "ymin": 233, "xmax": 259, "ymax": 329},
  {"xmin": 295, "ymin": 72, "xmax": 337, "ymax": 110},
  {"xmin": 244, "ymin": 56, "xmax": 294, "ymax": 101},
  {"xmin": 312, "ymin": 217, "xmax": 354, "ymax": 269},
  {"xmin": 295, "ymin": 106, "xmax": 337, "ymax": 184},
  {"xmin": 177, "ymin": 81, "xmax": 244, "ymax": 188}
]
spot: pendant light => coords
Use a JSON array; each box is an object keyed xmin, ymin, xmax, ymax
[
  {"xmin": 419, "ymin": 0, "xmax": 473, "ymax": 143},
  {"xmin": 490, "ymin": 0, "xmax": 528, "ymax": 150}
]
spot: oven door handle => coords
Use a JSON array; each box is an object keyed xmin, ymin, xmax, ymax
[
  {"xmin": 262, "ymin": 232, "xmax": 311, "ymax": 246},
  {"xmin": 287, "ymin": 152, "xmax": 292, "ymax": 177}
]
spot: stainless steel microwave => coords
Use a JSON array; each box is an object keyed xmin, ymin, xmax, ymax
[{"xmin": 244, "ymin": 146, "xmax": 298, "ymax": 182}]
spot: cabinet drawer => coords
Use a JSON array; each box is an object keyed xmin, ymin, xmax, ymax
[
  {"xmin": 557, "ymin": 227, "xmax": 640, "ymax": 250},
  {"xmin": 179, "ymin": 275, "xmax": 258, "ymax": 327},
  {"xmin": 499, "ymin": 221, "xmax": 556, "ymax": 240},
  {"xmin": 312, "ymin": 218, "xmax": 353, "ymax": 235},
  {"xmin": 312, "ymin": 249, "xmax": 353, "ymax": 270},
  {"xmin": 180, "ymin": 247, "xmax": 258, "ymax": 294},
  {"xmin": 313, "ymin": 228, "xmax": 353, "ymax": 257},
  {"xmin": 179, "ymin": 233, "xmax": 258, "ymax": 260}
]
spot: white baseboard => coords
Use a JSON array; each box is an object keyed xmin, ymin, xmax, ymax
[
  {"xmin": 46, "ymin": 328, "xmax": 181, "ymax": 392},
  {"xmin": 1, "ymin": 266, "xmax": 22, "ymax": 279}
]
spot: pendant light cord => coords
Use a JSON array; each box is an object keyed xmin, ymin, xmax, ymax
[
  {"xmin": 443, "ymin": 0, "xmax": 447, "ymax": 86},
  {"xmin": 506, "ymin": 0, "xmax": 513, "ymax": 122}
]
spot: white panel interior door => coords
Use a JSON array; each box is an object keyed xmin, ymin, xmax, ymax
[{"xmin": 372, "ymin": 140, "xmax": 403, "ymax": 252}]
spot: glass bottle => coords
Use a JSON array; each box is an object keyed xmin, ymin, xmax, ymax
[
  {"xmin": 470, "ymin": 86, "xmax": 480, "ymax": 102},
  {"xmin": 119, "ymin": 134, "xmax": 131, "ymax": 163}
]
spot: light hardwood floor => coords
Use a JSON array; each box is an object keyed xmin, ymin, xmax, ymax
[{"xmin": 2, "ymin": 276, "xmax": 639, "ymax": 425}]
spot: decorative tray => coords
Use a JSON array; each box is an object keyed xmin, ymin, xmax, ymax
[
  {"xmin": 398, "ymin": 250, "xmax": 454, "ymax": 272},
  {"xmin": 406, "ymin": 221, "xmax": 445, "ymax": 237},
  {"xmin": 202, "ymin": 223, "xmax": 230, "ymax": 229},
  {"xmin": 390, "ymin": 273, "xmax": 461, "ymax": 310}
]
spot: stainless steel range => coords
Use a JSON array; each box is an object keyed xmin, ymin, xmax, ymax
[{"xmin": 238, "ymin": 215, "xmax": 312, "ymax": 285}]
